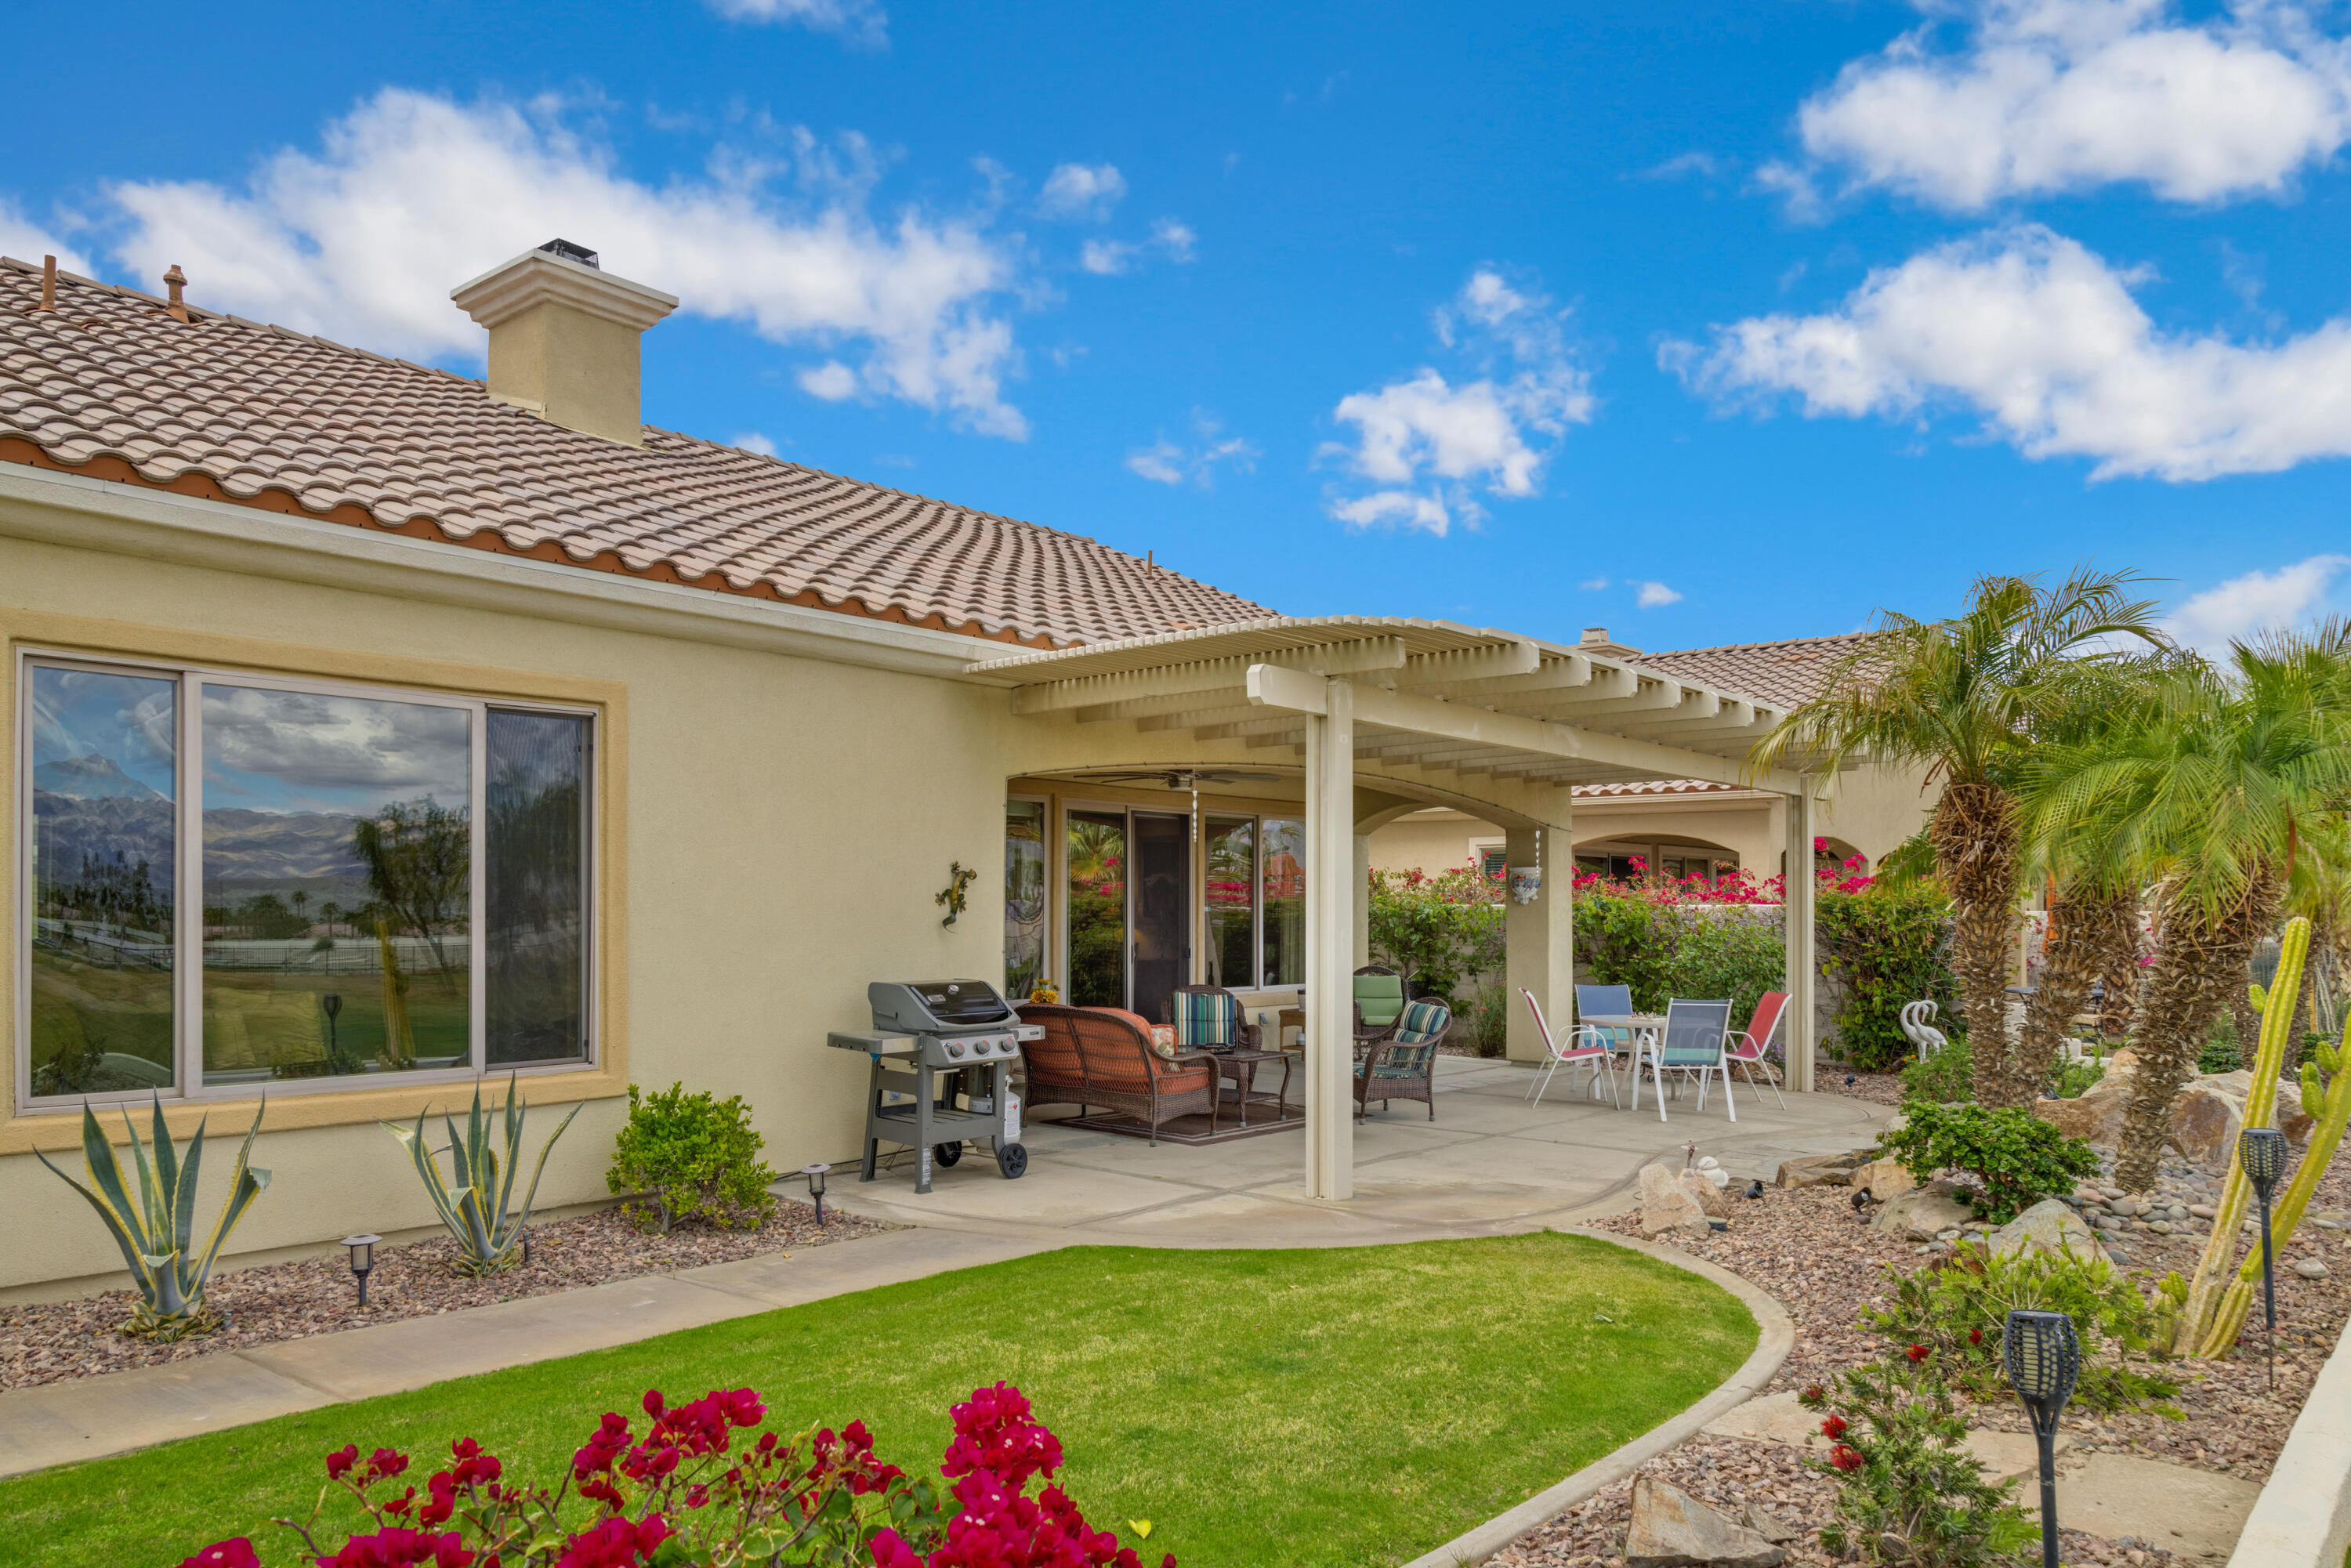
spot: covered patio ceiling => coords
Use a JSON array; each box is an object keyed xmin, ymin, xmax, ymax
[{"xmin": 967, "ymin": 615, "xmax": 1828, "ymax": 792}]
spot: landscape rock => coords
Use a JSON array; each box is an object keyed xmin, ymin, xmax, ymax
[
  {"xmin": 1848, "ymin": 1156, "xmax": 1918, "ymax": 1201},
  {"xmin": 1639, "ymin": 1164, "xmax": 1714, "ymax": 1237},
  {"xmin": 1624, "ymin": 1473, "xmax": 1787, "ymax": 1568},
  {"xmin": 1741, "ymin": 1504, "xmax": 1801, "ymax": 1546},
  {"xmin": 1679, "ymin": 1170, "xmax": 1733, "ymax": 1218},
  {"xmin": 2293, "ymin": 1257, "xmax": 2331, "ymax": 1280},
  {"xmin": 2034, "ymin": 1082, "xmax": 2128, "ymax": 1146},
  {"xmin": 1983, "ymin": 1198, "xmax": 2105, "ymax": 1258},
  {"xmin": 1776, "ymin": 1153, "xmax": 1863, "ymax": 1189},
  {"xmin": 2167, "ymin": 1083, "xmax": 2244, "ymax": 1172},
  {"xmin": 1871, "ymin": 1183, "xmax": 1977, "ymax": 1242}
]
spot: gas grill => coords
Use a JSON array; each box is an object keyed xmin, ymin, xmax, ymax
[{"xmin": 826, "ymin": 980, "xmax": 1041, "ymax": 1194}]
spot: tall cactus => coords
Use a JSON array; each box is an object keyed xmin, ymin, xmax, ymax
[
  {"xmin": 2193, "ymin": 1012, "xmax": 2351, "ymax": 1356},
  {"xmin": 2170, "ymin": 918, "xmax": 2306, "ymax": 1356}
]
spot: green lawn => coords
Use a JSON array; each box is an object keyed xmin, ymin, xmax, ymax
[{"xmin": 2, "ymin": 1233, "xmax": 1754, "ymax": 1568}]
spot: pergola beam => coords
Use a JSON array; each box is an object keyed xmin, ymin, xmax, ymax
[
  {"xmin": 1244, "ymin": 665, "xmax": 1801, "ymax": 793},
  {"xmin": 1011, "ymin": 637, "xmax": 1407, "ymax": 715}
]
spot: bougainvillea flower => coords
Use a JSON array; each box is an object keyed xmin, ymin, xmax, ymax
[
  {"xmin": 326, "ymin": 1445, "xmax": 361, "ymax": 1481},
  {"xmin": 177, "ymin": 1540, "xmax": 263, "ymax": 1568},
  {"xmin": 313, "ymin": 1526, "xmax": 474, "ymax": 1568}
]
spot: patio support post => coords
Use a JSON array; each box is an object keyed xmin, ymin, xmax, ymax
[
  {"xmin": 1504, "ymin": 813, "xmax": 1572, "ymax": 1063},
  {"xmin": 1303, "ymin": 678, "xmax": 1357, "ymax": 1200},
  {"xmin": 1782, "ymin": 780, "xmax": 1817, "ymax": 1092},
  {"xmin": 1353, "ymin": 833, "xmax": 1372, "ymax": 968}
]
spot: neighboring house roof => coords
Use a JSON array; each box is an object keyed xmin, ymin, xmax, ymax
[
  {"xmin": 1572, "ymin": 779, "xmax": 1743, "ymax": 798},
  {"xmin": 0, "ymin": 256, "xmax": 1273, "ymax": 650},
  {"xmin": 1630, "ymin": 631, "xmax": 1875, "ymax": 710}
]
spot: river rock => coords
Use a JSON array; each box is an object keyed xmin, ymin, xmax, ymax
[
  {"xmin": 2294, "ymin": 1257, "xmax": 2331, "ymax": 1280},
  {"xmin": 1873, "ymin": 1183, "xmax": 1977, "ymax": 1241},
  {"xmin": 1849, "ymin": 1156, "xmax": 1919, "ymax": 1201},
  {"xmin": 1625, "ymin": 1474, "xmax": 1787, "ymax": 1568},
  {"xmin": 1984, "ymin": 1198, "xmax": 2104, "ymax": 1259},
  {"xmin": 2167, "ymin": 1082, "xmax": 2244, "ymax": 1172}
]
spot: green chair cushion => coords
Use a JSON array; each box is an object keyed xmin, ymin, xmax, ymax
[{"xmin": 1353, "ymin": 974, "xmax": 1406, "ymax": 1027}]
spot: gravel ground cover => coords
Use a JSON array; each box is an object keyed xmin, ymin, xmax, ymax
[
  {"xmin": 0, "ymin": 1200, "xmax": 888, "ymax": 1392},
  {"xmin": 1494, "ymin": 1138, "xmax": 2351, "ymax": 1568}
]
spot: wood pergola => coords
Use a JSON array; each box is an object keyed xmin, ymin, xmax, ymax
[{"xmin": 972, "ymin": 617, "xmax": 1829, "ymax": 1200}]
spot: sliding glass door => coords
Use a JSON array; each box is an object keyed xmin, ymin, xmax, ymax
[
  {"xmin": 1130, "ymin": 811, "xmax": 1190, "ymax": 1027},
  {"xmin": 1065, "ymin": 809, "xmax": 1126, "ymax": 1008}
]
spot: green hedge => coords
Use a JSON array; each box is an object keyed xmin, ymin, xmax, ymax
[
  {"xmin": 1571, "ymin": 894, "xmax": 1784, "ymax": 1027},
  {"xmin": 1817, "ymin": 883, "xmax": 1960, "ymax": 1071}
]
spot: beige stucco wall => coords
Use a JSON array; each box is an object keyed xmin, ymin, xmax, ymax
[
  {"xmin": 0, "ymin": 479, "xmax": 1031, "ymax": 1296},
  {"xmin": 1371, "ymin": 766, "xmax": 1935, "ymax": 882}
]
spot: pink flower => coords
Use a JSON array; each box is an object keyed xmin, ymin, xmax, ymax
[
  {"xmin": 179, "ymin": 1541, "xmax": 262, "ymax": 1568},
  {"xmin": 326, "ymin": 1444, "xmax": 360, "ymax": 1481},
  {"xmin": 313, "ymin": 1527, "xmax": 474, "ymax": 1568}
]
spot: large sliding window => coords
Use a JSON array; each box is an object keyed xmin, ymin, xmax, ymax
[
  {"xmin": 21, "ymin": 655, "xmax": 595, "ymax": 1106},
  {"xmin": 1203, "ymin": 816, "xmax": 1255, "ymax": 990},
  {"xmin": 1002, "ymin": 799, "xmax": 1047, "ymax": 1001},
  {"xmin": 1261, "ymin": 817, "xmax": 1305, "ymax": 986},
  {"xmin": 1064, "ymin": 808, "xmax": 1127, "ymax": 1008}
]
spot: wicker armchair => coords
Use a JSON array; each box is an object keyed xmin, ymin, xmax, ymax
[
  {"xmin": 1016, "ymin": 1005, "xmax": 1221, "ymax": 1144},
  {"xmin": 1354, "ymin": 998, "xmax": 1450, "ymax": 1121}
]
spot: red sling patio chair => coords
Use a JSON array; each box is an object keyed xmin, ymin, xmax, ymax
[
  {"xmin": 1520, "ymin": 987, "xmax": 1622, "ymax": 1109},
  {"xmin": 1726, "ymin": 990, "xmax": 1790, "ymax": 1110}
]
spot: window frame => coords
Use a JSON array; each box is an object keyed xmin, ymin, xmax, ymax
[{"xmin": 16, "ymin": 647, "xmax": 600, "ymax": 1113}]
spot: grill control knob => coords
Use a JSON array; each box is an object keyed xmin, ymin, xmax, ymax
[{"xmin": 947, "ymin": 1041, "xmax": 966, "ymax": 1058}]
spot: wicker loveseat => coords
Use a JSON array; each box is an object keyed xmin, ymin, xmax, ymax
[{"xmin": 1017, "ymin": 1005, "xmax": 1222, "ymax": 1143}]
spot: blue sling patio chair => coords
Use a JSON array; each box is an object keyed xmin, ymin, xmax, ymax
[
  {"xmin": 1575, "ymin": 983, "xmax": 1639, "ymax": 1062},
  {"xmin": 1631, "ymin": 998, "xmax": 1737, "ymax": 1124}
]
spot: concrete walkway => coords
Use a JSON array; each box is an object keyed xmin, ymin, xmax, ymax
[{"xmin": 0, "ymin": 1059, "xmax": 1892, "ymax": 1479}]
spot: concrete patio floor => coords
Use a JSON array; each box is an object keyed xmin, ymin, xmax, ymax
[{"xmin": 831, "ymin": 1056, "xmax": 1899, "ymax": 1245}]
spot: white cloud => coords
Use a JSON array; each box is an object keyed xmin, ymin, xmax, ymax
[
  {"xmin": 96, "ymin": 89, "xmax": 1030, "ymax": 437},
  {"xmin": 734, "ymin": 431, "xmax": 780, "ymax": 457},
  {"xmin": 1078, "ymin": 239, "xmax": 1133, "ymax": 276},
  {"xmin": 1643, "ymin": 151, "xmax": 1727, "ymax": 181},
  {"xmin": 1125, "ymin": 413, "xmax": 1256, "ymax": 488},
  {"xmin": 1078, "ymin": 220, "xmax": 1194, "ymax": 277},
  {"xmin": 1794, "ymin": 0, "xmax": 2351, "ymax": 212},
  {"xmin": 0, "ymin": 198, "xmax": 92, "ymax": 276},
  {"xmin": 2164, "ymin": 554, "xmax": 2351, "ymax": 653},
  {"xmin": 797, "ymin": 361, "xmax": 860, "ymax": 400},
  {"xmin": 1579, "ymin": 576, "xmax": 1610, "ymax": 591},
  {"xmin": 1667, "ymin": 224, "xmax": 2351, "ymax": 482},
  {"xmin": 1634, "ymin": 581, "xmax": 1684, "ymax": 608},
  {"xmin": 1324, "ymin": 268, "xmax": 1595, "ymax": 537},
  {"xmin": 1038, "ymin": 162, "xmax": 1126, "ymax": 220},
  {"xmin": 705, "ymin": 0, "xmax": 886, "ymax": 47}
]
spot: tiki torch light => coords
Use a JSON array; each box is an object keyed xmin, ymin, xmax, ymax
[
  {"xmin": 2003, "ymin": 1309, "xmax": 2082, "ymax": 1568},
  {"xmin": 2239, "ymin": 1127, "xmax": 2288, "ymax": 1392}
]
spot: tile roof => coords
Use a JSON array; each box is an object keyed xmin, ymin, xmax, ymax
[
  {"xmin": 1629, "ymin": 631, "xmax": 1876, "ymax": 709},
  {"xmin": 1571, "ymin": 778, "xmax": 1744, "ymax": 798},
  {"xmin": 0, "ymin": 256, "xmax": 1273, "ymax": 649}
]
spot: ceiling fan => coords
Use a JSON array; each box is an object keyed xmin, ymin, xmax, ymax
[{"xmin": 1067, "ymin": 768, "xmax": 1284, "ymax": 788}]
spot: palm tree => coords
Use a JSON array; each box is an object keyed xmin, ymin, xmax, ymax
[
  {"xmin": 1752, "ymin": 567, "xmax": 2164, "ymax": 1106},
  {"xmin": 2027, "ymin": 631, "xmax": 2351, "ymax": 1191}
]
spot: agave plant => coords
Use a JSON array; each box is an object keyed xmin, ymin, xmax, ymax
[
  {"xmin": 386, "ymin": 1074, "xmax": 580, "ymax": 1276},
  {"xmin": 34, "ymin": 1094, "xmax": 270, "ymax": 1341}
]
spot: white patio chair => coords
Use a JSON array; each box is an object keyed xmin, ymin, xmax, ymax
[
  {"xmin": 1631, "ymin": 998, "xmax": 1737, "ymax": 1124},
  {"xmin": 1521, "ymin": 987, "xmax": 1622, "ymax": 1109}
]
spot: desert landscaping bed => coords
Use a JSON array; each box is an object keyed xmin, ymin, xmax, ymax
[
  {"xmin": 0, "ymin": 1199, "xmax": 889, "ymax": 1392},
  {"xmin": 1491, "ymin": 1143, "xmax": 2351, "ymax": 1568}
]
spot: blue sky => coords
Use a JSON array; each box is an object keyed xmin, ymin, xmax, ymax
[{"xmin": 9, "ymin": 0, "xmax": 2351, "ymax": 654}]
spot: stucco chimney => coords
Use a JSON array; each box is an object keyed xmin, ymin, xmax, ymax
[{"xmin": 451, "ymin": 240, "xmax": 679, "ymax": 447}]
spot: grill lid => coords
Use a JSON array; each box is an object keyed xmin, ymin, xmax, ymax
[{"xmin": 869, "ymin": 980, "xmax": 1017, "ymax": 1032}]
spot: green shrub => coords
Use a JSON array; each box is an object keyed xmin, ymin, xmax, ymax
[
  {"xmin": 2197, "ymin": 1012, "xmax": 2241, "ymax": 1075},
  {"xmin": 1819, "ymin": 883, "xmax": 1962, "ymax": 1071},
  {"xmin": 1459, "ymin": 984, "xmax": 1510, "ymax": 1058},
  {"xmin": 1800, "ymin": 1349, "xmax": 2036, "ymax": 1568},
  {"xmin": 608, "ymin": 1082, "xmax": 777, "ymax": 1233},
  {"xmin": 1876, "ymin": 1101, "xmax": 2102, "ymax": 1224},
  {"xmin": 2049, "ymin": 1052, "xmax": 2106, "ymax": 1099},
  {"xmin": 1668, "ymin": 916, "xmax": 1786, "ymax": 1028},
  {"xmin": 1367, "ymin": 864, "xmax": 1505, "ymax": 1002},
  {"xmin": 1867, "ymin": 1240, "xmax": 2181, "ymax": 1414},
  {"xmin": 1572, "ymin": 895, "xmax": 1784, "ymax": 1024},
  {"xmin": 1901, "ymin": 1037, "xmax": 1973, "ymax": 1106}
]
